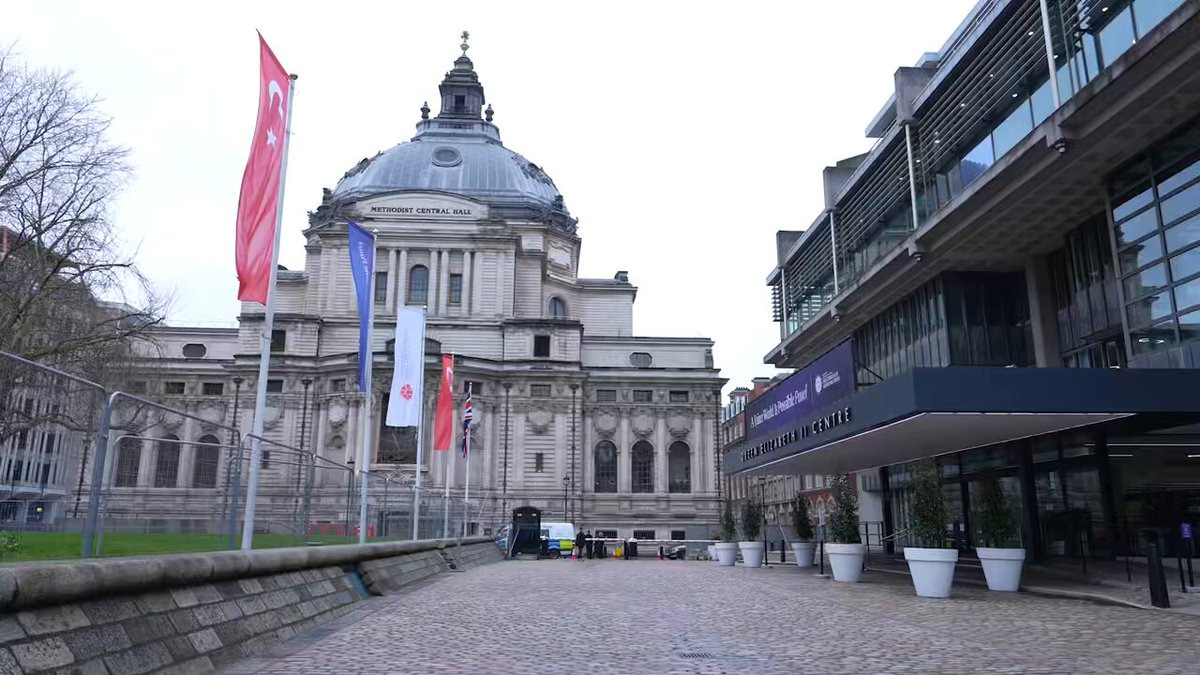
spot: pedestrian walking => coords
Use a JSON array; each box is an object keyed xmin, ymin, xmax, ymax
[
  {"xmin": 575, "ymin": 529, "xmax": 588, "ymax": 561},
  {"xmin": 585, "ymin": 530, "xmax": 595, "ymax": 559}
]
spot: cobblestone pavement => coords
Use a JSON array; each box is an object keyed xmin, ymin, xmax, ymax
[{"xmin": 224, "ymin": 559, "xmax": 1200, "ymax": 674}]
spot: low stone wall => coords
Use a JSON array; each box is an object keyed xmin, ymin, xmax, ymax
[{"xmin": 0, "ymin": 537, "xmax": 498, "ymax": 674}]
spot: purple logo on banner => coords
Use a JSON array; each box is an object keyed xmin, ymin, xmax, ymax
[
  {"xmin": 1183, "ymin": 523, "xmax": 1193, "ymax": 540},
  {"xmin": 347, "ymin": 221, "xmax": 375, "ymax": 392},
  {"xmin": 743, "ymin": 340, "xmax": 854, "ymax": 456}
]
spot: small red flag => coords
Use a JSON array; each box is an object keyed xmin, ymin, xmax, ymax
[
  {"xmin": 235, "ymin": 34, "xmax": 290, "ymax": 305},
  {"xmin": 433, "ymin": 354, "xmax": 455, "ymax": 451}
]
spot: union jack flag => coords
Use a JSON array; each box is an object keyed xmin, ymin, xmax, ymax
[{"xmin": 461, "ymin": 383, "xmax": 473, "ymax": 457}]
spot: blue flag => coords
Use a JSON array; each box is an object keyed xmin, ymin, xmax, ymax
[{"xmin": 347, "ymin": 221, "xmax": 375, "ymax": 392}]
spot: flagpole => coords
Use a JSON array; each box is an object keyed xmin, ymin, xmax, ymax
[
  {"xmin": 357, "ymin": 231, "xmax": 378, "ymax": 545},
  {"xmin": 442, "ymin": 352, "xmax": 453, "ymax": 539},
  {"xmin": 411, "ymin": 306, "xmax": 427, "ymax": 541},
  {"xmin": 241, "ymin": 73, "xmax": 297, "ymax": 552},
  {"xmin": 463, "ymin": 399, "xmax": 471, "ymax": 541}
]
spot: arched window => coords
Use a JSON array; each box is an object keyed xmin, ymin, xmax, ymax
[
  {"xmin": 548, "ymin": 296, "xmax": 567, "ymax": 319},
  {"xmin": 668, "ymin": 441, "xmax": 690, "ymax": 493},
  {"xmin": 631, "ymin": 441, "xmax": 654, "ymax": 493},
  {"xmin": 594, "ymin": 441, "xmax": 617, "ymax": 493},
  {"xmin": 114, "ymin": 438, "xmax": 141, "ymax": 487},
  {"xmin": 407, "ymin": 265, "xmax": 429, "ymax": 305},
  {"xmin": 193, "ymin": 434, "xmax": 220, "ymax": 488},
  {"xmin": 154, "ymin": 435, "xmax": 180, "ymax": 488}
]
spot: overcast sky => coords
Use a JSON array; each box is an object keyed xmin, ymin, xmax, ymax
[{"xmin": 7, "ymin": 0, "xmax": 975, "ymax": 395}]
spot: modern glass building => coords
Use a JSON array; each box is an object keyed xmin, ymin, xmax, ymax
[{"xmin": 731, "ymin": 0, "xmax": 1200, "ymax": 563}]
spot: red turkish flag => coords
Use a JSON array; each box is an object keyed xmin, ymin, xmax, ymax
[
  {"xmin": 433, "ymin": 355, "xmax": 455, "ymax": 451},
  {"xmin": 235, "ymin": 34, "xmax": 290, "ymax": 304}
]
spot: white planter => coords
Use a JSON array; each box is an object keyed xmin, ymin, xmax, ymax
[
  {"xmin": 904, "ymin": 547, "xmax": 959, "ymax": 598},
  {"xmin": 826, "ymin": 543, "xmax": 865, "ymax": 582},
  {"xmin": 708, "ymin": 545, "xmax": 720, "ymax": 566},
  {"xmin": 977, "ymin": 547, "xmax": 1025, "ymax": 592},
  {"xmin": 791, "ymin": 541, "xmax": 816, "ymax": 568},
  {"xmin": 738, "ymin": 541, "xmax": 765, "ymax": 568},
  {"xmin": 715, "ymin": 542, "xmax": 738, "ymax": 567}
]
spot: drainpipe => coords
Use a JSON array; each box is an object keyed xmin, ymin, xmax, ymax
[{"xmin": 904, "ymin": 124, "xmax": 921, "ymax": 230}]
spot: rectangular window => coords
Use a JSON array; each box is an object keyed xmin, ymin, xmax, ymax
[
  {"xmin": 1135, "ymin": 0, "xmax": 1185, "ymax": 39},
  {"xmin": 632, "ymin": 530, "xmax": 655, "ymax": 541},
  {"xmin": 1098, "ymin": 7, "xmax": 1136, "ymax": 68},
  {"xmin": 1179, "ymin": 308, "xmax": 1200, "ymax": 342},
  {"xmin": 959, "ymin": 135, "xmax": 995, "ymax": 186},
  {"xmin": 669, "ymin": 391, "xmax": 689, "ymax": 403},
  {"xmin": 266, "ymin": 379, "xmax": 284, "ymax": 393},
  {"xmin": 154, "ymin": 442, "xmax": 179, "ymax": 488},
  {"xmin": 670, "ymin": 530, "xmax": 686, "ymax": 541},
  {"xmin": 596, "ymin": 389, "xmax": 617, "ymax": 402},
  {"xmin": 1170, "ymin": 248, "xmax": 1200, "ymax": 284},
  {"xmin": 1115, "ymin": 207, "xmax": 1160, "ymax": 247},
  {"xmin": 1126, "ymin": 293, "xmax": 1174, "ymax": 329},
  {"xmin": 1123, "ymin": 263, "xmax": 1169, "ymax": 300},
  {"xmin": 270, "ymin": 329, "xmax": 286, "ymax": 353},
  {"xmin": 1030, "ymin": 78, "xmax": 1054, "ymax": 125},
  {"xmin": 534, "ymin": 452, "xmax": 544, "ymax": 473},
  {"xmin": 115, "ymin": 442, "xmax": 140, "ymax": 487},
  {"xmin": 991, "ymin": 99, "xmax": 1033, "ymax": 158},
  {"xmin": 1174, "ymin": 276, "xmax": 1200, "ymax": 314},
  {"xmin": 448, "ymin": 274, "xmax": 463, "ymax": 305},
  {"xmin": 533, "ymin": 335, "xmax": 551, "ymax": 358},
  {"xmin": 1160, "ymin": 181, "xmax": 1200, "ymax": 226},
  {"xmin": 1164, "ymin": 213, "xmax": 1200, "ymax": 252},
  {"xmin": 128, "ymin": 381, "xmax": 148, "ymax": 394},
  {"xmin": 164, "ymin": 382, "xmax": 185, "ymax": 395},
  {"xmin": 530, "ymin": 384, "xmax": 551, "ymax": 398},
  {"xmin": 374, "ymin": 272, "xmax": 387, "ymax": 304},
  {"xmin": 202, "ymin": 382, "xmax": 224, "ymax": 396},
  {"xmin": 633, "ymin": 390, "xmax": 653, "ymax": 403},
  {"xmin": 1118, "ymin": 236, "xmax": 1164, "ymax": 274},
  {"xmin": 595, "ymin": 529, "xmax": 617, "ymax": 539},
  {"xmin": 331, "ymin": 378, "xmax": 346, "ymax": 392}
]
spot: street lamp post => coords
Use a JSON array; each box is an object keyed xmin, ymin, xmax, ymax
[
  {"xmin": 570, "ymin": 383, "xmax": 578, "ymax": 525},
  {"xmin": 562, "ymin": 474, "xmax": 569, "ymax": 522}
]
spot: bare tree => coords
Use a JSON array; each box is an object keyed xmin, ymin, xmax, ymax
[{"xmin": 0, "ymin": 47, "xmax": 166, "ymax": 445}]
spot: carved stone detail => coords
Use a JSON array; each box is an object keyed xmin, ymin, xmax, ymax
[
  {"xmin": 527, "ymin": 410, "xmax": 553, "ymax": 435},
  {"xmin": 667, "ymin": 413, "xmax": 691, "ymax": 440},
  {"xmin": 631, "ymin": 412, "xmax": 654, "ymax": 440}
]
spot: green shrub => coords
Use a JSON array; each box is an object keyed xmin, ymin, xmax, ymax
[
  {"xmin": 792, "ymin": 494, "xmax": 813, "ymax": 541},
  {"xmin": 720, "ymin": 499, "xmax": 738, "ymax": 541},
  {"xmin": 829, "ymin": 474, "xmax": 861, "ymax": 544},
  {"xmin": 910, "ymin": 458, "xmax": 948, "ymax": 547},
  {"xmin": 0, "ymin": 532, "xmax": 19, "ymax": 560},
  {"xmin": 977, "ymin": 478, "xmax": 1019, "ymax": 548},
  {"xmin": 741, "ymin": 499, "xmax": 763, "ymax": 541}
]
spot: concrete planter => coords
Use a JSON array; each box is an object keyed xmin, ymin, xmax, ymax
[
  {"xmin": 790, "ymin": 541, "xmax": 815, "ymax": 568},
  {"xmin": 904, "ymin": 547, "xmax": 959, "ymax": 598},
  {"xmin": 977, "ymin": 547, "xmax": 1025, "ymax": 592},
  {"xmin": 708, "ymin": 545, "xmax": 720, "ymax": 565},
  {"xmin": 738, "ymin": 541, "xmax": 765, "ymax": 568},
  {"xmin": 715, "ymin": 542, "xmax": 738, "ymax": 567},
  {"xmin": 826, "ymin": 543, "xmax": 865, "ymax": 582}
]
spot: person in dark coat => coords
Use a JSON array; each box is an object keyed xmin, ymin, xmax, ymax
[
  {"xmin": 574, "ymin": 529, "xmax": 588, "ymax": 561},
  {"xmin": 585, "ymin": 530, "xmax": 595, "ymax": 559}
]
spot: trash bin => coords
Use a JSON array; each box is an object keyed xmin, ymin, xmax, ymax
[{"xmin": 629, "ymin": 539, "xmax": 639, "ymax": 558}]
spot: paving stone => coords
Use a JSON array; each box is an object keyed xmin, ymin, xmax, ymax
[
  {"xmin": 169, "ymin": 588, "xmax": 199, "ymax": 608},
  {"xmin": 78, "ymin": 598, "xmax": 140, "ymax": 625},
  {"xmin": 16, "ymin": 606, "xmax": 91, "ymax": 636},
  {"xmin": 193, "ymin": 585, "xmax": 223, "ymax": 604},
  {"xmin": 238, "ymin": 578, "xmax": 263, "ymax": 595},
  {"xmin": 0, "ymin": 617, "xmax": 25, "ymax": 643},
  {"xmin": 58, "ymin": 657, "xmax": 109, "ymax": 675},
  {"xmin": 102, "ymin": 642, "xmax": 172, "ymax": 675},
  {"xmin": 63, "ymin": 624, "xmax": 132, "ymax": 660},
  {"xmin": 156, "ymin": 656, "xmax": 214, "ymax": 675},
  {"xmin": 167, "ymin": 609, "xmax": 201, "ymax": 634},
  {"xmin": 121, "ymin": 615, "xmax": 177, "ymax": 645},
  {"xmin": 192, "ymin": 604, "xmax": 227, "ymax": 627},
  {"xmin": 188, "ymin": 628, "xmax": 223, "ymax": 654},
  {"xmin": 134, "ymin": 591, "xmax": 177, "ymax": 615},
  {"xmin": 162, "ymin": 635, "xmax": 198, "ymax": 662},
  {"xmin": 236, "ymin": 596, "xmax": 268, "ymax": 616},
  {"xmin": 0, "ymin": 648, "xmax": 19, "ymax": 675},
  {"xmin": 11, "ymin": 637, "xmax": 74, "ymax": 671}
]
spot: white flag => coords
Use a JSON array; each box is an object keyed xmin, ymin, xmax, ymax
[{"xmin": 386, "ymin": 307, "xmax": 425, "ymax": 427}]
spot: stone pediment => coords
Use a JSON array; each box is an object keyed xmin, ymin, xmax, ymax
[{"xmin": 352, "ymin": 192, "xmax": 488, "ymax": 222}]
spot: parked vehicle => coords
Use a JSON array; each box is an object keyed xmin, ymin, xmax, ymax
[{"xmin": 541, "ymin": 522, "xmax": 576, "ymax": 558}]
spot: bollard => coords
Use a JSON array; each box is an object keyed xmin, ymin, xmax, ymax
[
  {"xmin": 1147, "ymin": 542, "xmax": 1171, "ymax": 608},
  {"xmin": 819, "ymin": 539, "xmax": 825, "ymax": 576},
  {"xmin": 781, "ymin": 540, "xmax": 786, "ymax": 564}
]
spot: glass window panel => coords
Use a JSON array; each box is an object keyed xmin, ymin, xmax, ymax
[
  {"xmin": 1170, "ymin": 248, "xmax": 1200, "ymax": 284},
  {"xmin": 1178, "ymin": 308, "xmax": 1200, "ymax": 343},
  {"xmin": 1080, "ymin": 35, "xmax": 1101, "ymax": 83},
  {"xmin": 1164, "ymin": 212, "xmax": 1200, "ymax": 252},
  {"xmin": 1131, "ymin": 321, "xmax": 1177, "ymax": 354},
  {"xmin": 1031, "ymin": 78, "xmax": 1054, "ymax": 124},
  {"xmin": 993, "ymin": 100, "xmax": 1033, "ymax": 157},
  {"xmin": 1122, "ymin": 263, "xmax": 1168, "ymax": 299},
  {"xmin": 1118, "ymin": 235, "xmax": 1163, "ymax": 273},
  {"xmin": 1126, "ymin": 292, "xmax": 1173, "ymax": 328},
  {"xmin": 1160, "ymin": 180, "xmax": 1200, "ymax": 225},
  {"xmin": 960, "ymin": 136, "xmax": 995, "ymax": 186},
  {"xmin": 1134, "ymin": 0, "xmax": 1184, "ymax": 38},
  {"xmin": 1158, "ymin": 160, "xmax": 1200, "ymax": 197},
  {"xmin": 1174, "ymin": 276, "xmax": 1200, "ymax": 313},
  {"xmin": 1098, "ymin": 7, "xmax": 1136, "ymax": 68},
  {"xmin": 1113, "ymin": 185, "xmax": 1154, "ymax": 221},
  {"xmin": 1057, "ymin": 61, "xmax": 1076, "ymax": 102},
  {"xmin": 1114, "ymin": 206, "xmax": 1159, "ymax": 246}
]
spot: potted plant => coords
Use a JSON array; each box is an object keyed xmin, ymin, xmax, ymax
[
  {"xmin": 715, "ymin": 499, "xmax": 739, "ymax": 567},
  {"xmin": 976, "ymin": 478, "xmax": 1024, "ymax": 592},
  {"xmin": 790, "ymin": 494, "xmax": 815, "ymax": 568},
  {"xmin": 739, "ymin": 499, "xmax": 765, "ymax": 568},
  {"xmin": 826, "ymin": 473, "xmax": 865, "ymax": 582},
  {"xmin": 904, "ymin": 458, "xmax": 958, "ymax": 598}
]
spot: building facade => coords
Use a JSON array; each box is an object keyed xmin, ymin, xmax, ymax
[
  {"xmin": 94, "ymin": 44, "xmax": 725, "ymax": 541},
  {"xmin": 729, "ymin": 0, "xmax": 1200, "ymax": 562}
]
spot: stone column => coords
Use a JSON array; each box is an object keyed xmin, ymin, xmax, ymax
[
  {"xmin": 1025, "ymin": 254, "xmax": 1063, "ymax": 367},
  {"xmin": 179, "ymin": 415, "xmax": 199, "ymax": 489},
  {"xmin": 439, "ymin": 250, "xmax": 450, "ymax": 316},
  {"xmin": 428, "ymin": 249, "xmax": 440, "ymax": 314},
  {"xmin": 462, "ymin": 250, "xmax": 473, "ymax": 316},
  {"xmin": 481, "ymin": 400, "xmax": 495, "ymax": 489},
  {"xmin": 137, "ymin": 432, "xmax": 155, "ymax": 488},
  {"xmin": 396, "ymin": 249, "xmax": 409, "ymax": 309},
  {"xmin": 513, "ymin": 410, "xmax": 526, "ymax": 489},
  {"xmin": 655, "ymin": 414, "xmax": 668, "ymax": 494},
  {"xmin": 386, "ymin": 249, "xmax": 398, "ymax": 313},
  {"xmin": 582, "ymin": 414, "xmax": 594, "ymax": 494},
  {"xmin": 473, "ymin": 250, "xmax": 484, "ymax": 315},
  {"xmin": 617, "ymin": 414, "xmax": 631, "ymax": 493}
]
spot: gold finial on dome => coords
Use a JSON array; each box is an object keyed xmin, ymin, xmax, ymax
[{"xmin": 460, "ymin": 31, "xmax": 470, "ymax": 55}]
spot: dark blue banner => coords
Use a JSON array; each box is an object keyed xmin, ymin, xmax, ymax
[
  {"xmin": 348, "ymin": 221, "xmax": 375, "ymax": 392},
  {"xmin": 744, "ymin": 339, "xmax": 854, "ymax": 452}
]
